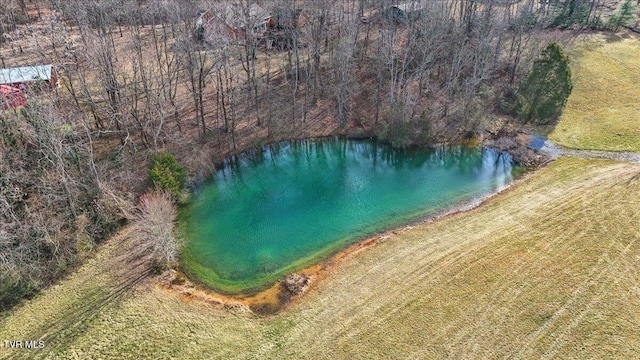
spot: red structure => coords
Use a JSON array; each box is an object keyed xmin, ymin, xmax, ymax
[{"xmin": 0, "ymin": 85, "xmax": 27, "ymax": 110}]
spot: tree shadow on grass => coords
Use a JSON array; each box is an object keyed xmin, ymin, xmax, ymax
[{"xmin": 5, "ymin": 233, "xmax": 153, "ymax": 360}]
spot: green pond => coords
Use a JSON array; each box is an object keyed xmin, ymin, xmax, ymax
[{"xmin": 182, "ymin": 139, "xmax": 519, "ymax": 294}]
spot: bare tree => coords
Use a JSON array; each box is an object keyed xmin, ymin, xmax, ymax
[{"xmin": 132, "ymin": 191, "xmax": 180, "ymax": 270}]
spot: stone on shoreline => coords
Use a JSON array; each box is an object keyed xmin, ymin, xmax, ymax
[{"xmin": 283, "ymin": 273, "xmax": 312, "ymax": 295}]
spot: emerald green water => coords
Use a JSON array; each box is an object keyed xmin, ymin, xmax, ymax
[{"xmin": 182, "ymin": 139, "xmax": 518, "ymax": 294}]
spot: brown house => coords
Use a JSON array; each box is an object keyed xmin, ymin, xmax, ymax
[
  {"xmin": 264, "ymin": 7, "xmax": 308, "ymax": 49},
  {"xmin": 196, "ymin": 2, "xmax": 274, "ymax": 45}
]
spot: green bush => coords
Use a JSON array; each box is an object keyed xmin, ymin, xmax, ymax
[
  {"xmin": 148, "ymin": 152, "xmax": 185, "ymax": 198},
  {"xmin": 0, "ymin": 275, "xmax": 36, "ymax": 312},
  {"xmin": 517, "ymin": 42, "xmax": 573, "ymax": 125}
]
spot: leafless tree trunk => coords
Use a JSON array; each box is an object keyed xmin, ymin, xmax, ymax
[{"xmin": 132, "ymin": 191, "xmax": 180, "ymax": 270}]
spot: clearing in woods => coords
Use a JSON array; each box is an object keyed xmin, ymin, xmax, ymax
[
  {"xmin": 550, "ymin": 35, "xmax": 640, "ymax": 152},
  {"xmin": 1, "ymin": 156, "xmax": 639, "ymax": 359}
]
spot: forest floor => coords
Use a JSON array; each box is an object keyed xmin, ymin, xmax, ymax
[{"xmin": 2, "ymin": 29, "xmax": 640, "ymax": 360}]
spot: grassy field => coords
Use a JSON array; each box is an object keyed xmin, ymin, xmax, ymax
[
  {"xmin": 1, "ymin": 156, "xmax": 639, "ymax": 359},
  {"xmin": 549, "ymin": 35, "xmax": 640, "ymax": 152}
]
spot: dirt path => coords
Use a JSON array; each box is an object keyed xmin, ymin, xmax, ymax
[{"xmin": 536, "ymin": 138, "xmax": 640, "ymax": 163}]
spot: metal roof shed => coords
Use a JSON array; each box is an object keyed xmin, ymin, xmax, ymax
[{"xmin": 0, "ymin": 65, "xmax": 58, "ymax": 88}]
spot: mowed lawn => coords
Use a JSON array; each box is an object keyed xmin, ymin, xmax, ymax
[
  {"xmin": 550, "ymin": 36, "xmax": 640, "ymax": 152},
  {"xmin": 1, "ymin": 156, "xmax": 639, "ymax": 359}
]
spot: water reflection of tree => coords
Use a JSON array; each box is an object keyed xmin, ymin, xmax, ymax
[{"xmin": 210, "ymin": 140, "xmax": 513, "ymax": 204}]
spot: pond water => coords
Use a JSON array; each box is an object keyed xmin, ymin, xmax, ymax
[{"xmin": 182, "ymin": 139, "xmax": 518, "ymax": 294}]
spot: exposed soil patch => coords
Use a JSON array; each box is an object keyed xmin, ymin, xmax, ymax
[{"xmin": 485, "ymin": 132, "xmax": 547, "ymax": 166}]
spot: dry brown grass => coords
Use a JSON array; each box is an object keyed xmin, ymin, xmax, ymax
[
  {"xmin": 1, "ymin": 156, "xmax": 639, "ymax": 359},
  {"xmin": 550, "ymin": 34, "xmax": 640, "ymax": 152}
]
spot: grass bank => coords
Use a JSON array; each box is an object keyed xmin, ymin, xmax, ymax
[
  {"xmin": 1, "ymin": 157, "xmax": 639, "ymax": 359},
  {"xmin": 550, "ymin": 35, "xmax": 640, "ymax": 152}
]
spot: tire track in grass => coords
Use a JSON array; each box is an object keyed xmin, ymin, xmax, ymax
[
  {"xmin": 317, "ymin": 159, "xmax": 640, "ymax": 359},
  {"xmin": 513, "ymin": 170, "xmax": 640, "ymax": 359},
  {"xmin": 538, "ymin": 184, "xmax": 640, "ymax": 359},
  {"xmin": 539, "ymin": 237, "xmax": 639, "ymax": 360},
  {"xmin": 412, "ymin": 165, "xmax": 594, "ymax": 355}
]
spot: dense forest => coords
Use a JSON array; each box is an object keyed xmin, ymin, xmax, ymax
[{"xmin": 0, "ymin": 0, "xmax": 636, "ymax": 309}]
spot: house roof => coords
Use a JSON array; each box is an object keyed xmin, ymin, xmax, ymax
[
  {"xmin": 0, "ymin": 65, "xmax": 54, "ymax": 86},
  {"xmin": 198, "ymin": 2, "xmax": 271, "ymax": 30}
]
